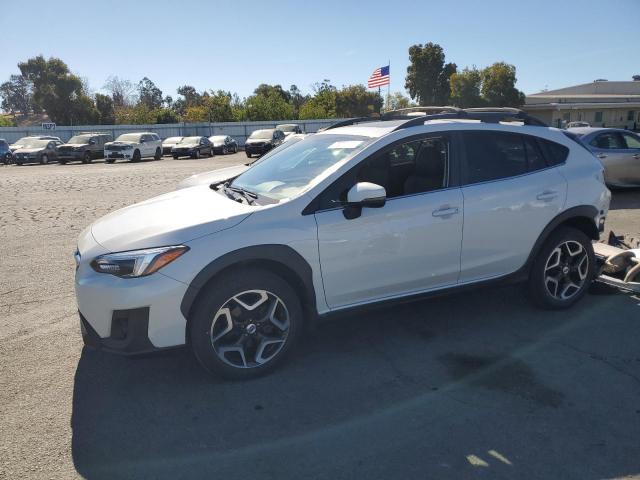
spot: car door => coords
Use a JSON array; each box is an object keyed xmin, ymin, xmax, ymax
[
  {"xmin": 589, "ymin": 131, "xmax": 631, "ymax": 186},
  {"xmin": 619, "ymin": 132, "xmax": 640, "ymax": 184},
  {"xmin": 313, "ymin": 134, "xmax": 463, "ymax": 309},
  {"xmin": 458, "ymin": 130, "xmax": 567, "ymax": 283}
]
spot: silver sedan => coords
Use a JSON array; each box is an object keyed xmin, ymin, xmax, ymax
[{"xmin": 568, "ymin": 127, "xmax": 640, "ymax": 187}]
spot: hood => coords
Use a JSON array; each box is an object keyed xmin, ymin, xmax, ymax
[
  {"xmin": 173, "ymin": 143, "xmax": 198, "ymax": 148},
  {"xmin": 9, "ymin": 143, "xmax": 24, "ymax": 151},
  {"xmin": 13, "ymin": 147, "xmax": 43, "ymax": 154},
  {"xmin": 105, "ymin": 141, "xmax": 136, "ymax": 147},
  {"xmin": 60, "ymin": 143, "xmax": 88, "ymax": 148},
  {"xmin": 176, "ymin": 164, "xmax": 250, "ymax": 190},
  {"xmin": 90, "ymin": 185, "xmax": 253, "ymax": 252},
  {"xmin": 246, "ymin": 138, "xmax": 270, "ymax": 144}
]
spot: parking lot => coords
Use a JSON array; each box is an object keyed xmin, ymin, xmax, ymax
[{"xmin": 1, "ymin": 155, "xmax": 639, "ymax": 479}]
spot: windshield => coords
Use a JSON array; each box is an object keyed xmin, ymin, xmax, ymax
[
  {"xmin": 231, "ymin": 134, "xmax": 371, "ymax": 201},
  {"xmin": 277, "ymin": 125, "xmax": 297, "ymax": 132},
  {"xmin": 249, "ymin": 130, "xmax": 273, "ymax": 140},
  {"xmin": 179, "ymin": 136, "xmax": 201, "ymax": 144},
  {"xmin": 209, "ymin": 136, "xmax": 226, "ymax": 142},
  {"xmin": 17, "ymin": 138, "xmax": 48, "ymax": 148},
  {"xmin": 116, "ymin": 133, "xmax": 142, "ymax": 142},
  {"xmin": 163, "ymin": 136, "xmax": 182, "ymax": 143},
  {"xmin": 67, "ymin": 135, "xmax": 92, "ymax": 144}
]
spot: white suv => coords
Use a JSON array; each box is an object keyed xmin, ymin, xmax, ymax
[
  {"xmin": 104, "ymin": 132, "xmax": 162, "ymax": 163},
  {"xmin": 75, "ymin": 108, "xmax": 610, "ymax": 379}
]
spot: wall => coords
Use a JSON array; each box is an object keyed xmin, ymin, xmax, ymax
[{"xmin": 0, "ymin": 119, "xmax": 344, "ymax": 145}]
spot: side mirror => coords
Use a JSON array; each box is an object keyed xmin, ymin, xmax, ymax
[
  {"xmin": 343, "ymin": 182, "xmax": 386, "ymax": 219},
  {"xmin": 89, "ymin": 140, "xmax": 96, "ymax": 145}
]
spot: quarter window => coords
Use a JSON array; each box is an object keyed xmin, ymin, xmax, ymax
[{"xmin": 622, "ymin": 133, "xmax": 640, "ymax": 149}]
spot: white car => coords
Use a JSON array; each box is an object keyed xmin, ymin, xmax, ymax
[
  {"xmin": 104, "ymin": 132, "xmax": 162, "ymax": 163},
  {"xmin": 75, "ymin": 108, "xmax": 610, "ymax": 379}
]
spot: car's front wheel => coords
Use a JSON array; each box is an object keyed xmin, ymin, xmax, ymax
[
  {"xmin": 528, "ymin": 226, "xmax": 595, "ymax": 309},
  {"xmin": 190, "ymin": 268, "xmax": 304, "ymax": 379},
  {"xmin": 40, "ymin": 154, "xmax": 49, "ymax": 165},
  {"xmin": 83, "ymin": 151, "xmax": 92, "ymax": 164},
  {"xmin": 154, "ymin": 147, "xmax": 161, "ymax": 160}
]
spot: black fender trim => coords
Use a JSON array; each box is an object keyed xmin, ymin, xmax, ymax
[
  {"xmin": 179, "ymin": 244, "xmax": 317, "ymax": 321},
  {"xmin": 523, "ymin": 205, "xmax": 599, "ymax": 270}
]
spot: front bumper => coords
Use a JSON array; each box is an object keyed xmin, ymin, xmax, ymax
[
  {"xmin": 58, "ymin": 151, "xmax": 84, "ymax": 161},
  {"xmin": 245, "ymin": 144, "xmax": 270, "ymax": 155},
  {"xmin": 106, "ymin": 150, "xmax": 133, "ymax": 159},
  {"xmin": 172, "ymin": 148, "xmax": 195, "ymax": 157},
  {"xmin": 79, "ymin": 308, "xmax": 160, "ymax": 355}
]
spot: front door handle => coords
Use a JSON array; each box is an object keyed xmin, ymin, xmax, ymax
[
  {"xmin": 597, "ymin": 153, "xmax": 607, "ymax": 159},
  {"xmin": 432, "ymin": 206, "xmax": 459, "ymax": 217},
  {"xmin": 536, "ymin": 190, "xmax": 558, "ymax": 201}
]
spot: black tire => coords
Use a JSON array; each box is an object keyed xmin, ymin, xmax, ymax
[
  {"xmin": 233, "ymin": 145, "xmax": 238, "ymax": 153},
  {"xmin": 105, "ymin": 159, "xmax": 115, "ymax": 164},
  {"xmin": 59, "ymin": 159, "xmax": 67, "ymax": 165},
  {"xmin": 193, "ymin": 149, "xmax": 201, "ymax": 159},
  {"xmin": 246, "ymin": 152, "xmax": 252, "ymax": 158},
  {"xmin": 154, "ymin": 147, "xmax": 161, "ymax": 160},
  {"xmin": 40, "ymin": 154, "xmax": 49, "ymax": 165},
  {"xmin": 173, "ymin": 154, "xmax": 179, "ymax": 159},
  {"xmin": 189, "ymin": 268, "xmax": 304, "ymax": 379},
  {"xmin": 82, "ymin": 151, "xmax": 92, "ymax": 164},
  {"xmin": 222, "ymin": 146, "xmax": 228, "ymax": 155},
  {"xmin": 132, "ymin": 149, "xmax": 141, "ymax": 162},
  {"xmin": 527, "ymin": 226, "xmax": 595, "ymax": 309}
]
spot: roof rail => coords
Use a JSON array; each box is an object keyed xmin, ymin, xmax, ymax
[
  {"xmin": 381, "ymin": 106, "xmax": 461, "ymax": 120},
  {"xmin": 392, "ymin": 108, "xmax": 548, "ymax": 131},
  {"xmin": 320, "ymin": 117, "xmax": 372, "ymax": 131}
]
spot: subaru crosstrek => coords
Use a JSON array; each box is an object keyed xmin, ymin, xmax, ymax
[{"xmin": 75, "ymin": 108, "xmax": 611, "ymax": 379}]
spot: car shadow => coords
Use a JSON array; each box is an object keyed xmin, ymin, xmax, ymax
[
  {"xmin": 609, "ymin": 187, "xmax": 640, "ymax": 210},
  {"xmin": 71, "ymin": 285, "xmax": 640, "ymax": 479}
]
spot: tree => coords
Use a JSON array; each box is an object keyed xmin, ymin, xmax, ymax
[
  {"xmin": 405, "ymin": 42, "xmax": 457, "ymax": 105},
  {"xmin": 137, "ymin": 77, "xmax": 163, "ymax": 110},
  {"xmin": 449, "ymin": 67, "xmax": 485, "ymax": 108},
  {"xmin": 480, "ymin": 62, "xmax": 525, "ymax": 107},
  {"xmin": 335, "ymin": 85, "xmax": 382, "ymax": 117},
  {"xmin": 289, "ymin": 84, "xmax": 307, "ymax": 118},
  {"xmin": 253, "ymin": 84, "xmax": 291, "ymax": 103},
  {"xmin": 0, "ymin": 74, "xmax": 38, "ymax": 116},
  {"xmin": 103, "ymin": 76, "xmax": 136, "ymax": 107},
  {"xmin": 18, "ymin": 55, "xmax": 97, "ymax": 124},
  {"xmin": 384, "ymin": 92, "xmax": 415, "ymax": 112},
  {"xmin": 154, "ymin": 108, "xmax": 180, "ymax": 124},
  {"xmin": 244, "ymin": 89, "xmax": 294, "ymax": 121},
  {"xmin": 95, "ymin": 93, "xmax": 115, "ymax": 124}
]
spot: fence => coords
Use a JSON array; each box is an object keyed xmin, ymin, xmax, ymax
[{"xmin": 0, "ymin": 119, "xmax": 345, "ymax": 146}]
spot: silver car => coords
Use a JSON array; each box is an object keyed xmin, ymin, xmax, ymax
[{"xmin": 568, "ymin": 127, "xmax": 640, "ymax": 187}]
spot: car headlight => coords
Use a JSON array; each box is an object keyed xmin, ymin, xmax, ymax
[{"xmin": 90, "ymin": 245, "xmax": 189, "ymax": 278}]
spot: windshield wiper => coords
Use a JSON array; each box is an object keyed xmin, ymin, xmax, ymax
[{"xmin": 223, "ymin": 183, "xmax": 258, "ymax": 205}]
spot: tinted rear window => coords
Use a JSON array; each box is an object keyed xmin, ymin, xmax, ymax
[
  {"xmin": 462, "ymin": 131, "xmax": 528, "ymax": 184},
  {"xmin": 539, "ymin": 138, "xmax": 570, "ymax": 166}
]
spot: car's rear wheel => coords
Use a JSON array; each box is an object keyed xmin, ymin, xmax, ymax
[
  {"xmin": 528, "ymin": 226, "xmax": 595, "ymax": 309},
  {"xmin": 190, "ymin": 268, "xmax": 304, "ymax": 379},
  {"xmin": 154, "ymin": 147, "xmax": 161, "ymax": 160},
  {"xmin": 82, "ymin": 151, "xmax": 92, "ymax": 164}
]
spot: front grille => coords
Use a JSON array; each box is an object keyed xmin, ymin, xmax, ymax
[{"xmin": 106, "ymin": 145, "xmax": 130, "ymax": 152}]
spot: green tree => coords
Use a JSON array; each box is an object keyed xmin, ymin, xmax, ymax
[
  {"xmin": 384, "ymin": 92, "xmax": 415, "ymax": 112},
  {"xmin": 335, "ymin": 84, "xmax": 382, "ymax": 117},
  {"xmin": 95, "ymin": 93, "xmax": 115, "ymax": 124},
  {"xmin": 0, "ymin": 115, "xmax": 16, "ymax": 126},
  {"xmin": 0, "ymin": 74, "xmax": 38, "ymax": 116},
  {"xmin": 18, "ymin": 55, "xmax": 96, "ymax": 124},
  {"xmin": 244, "ymin": 89, "xmax": 294, "ymax": 121},
  {"xmin": 405, "ymin": 42, "xmax": 457, "ymax": 105},
  {"xmin": 154, "ymin": 108, "xmax": 180, "ymax": 124},
  {"xmin": 137, "ymin": 77, "xmax": 163, "ymax": 110},
  {"xmin": 449, "ymin": 67, "xmax": 485, "ymax": 108},
  {"xmin": 480, "ymin": 62, "xmax": 525, "ymax": 107},
  {"xmin": 253, "ymin": 84, "xmax": 291, "ymax": 103},
  {"xmin": 289, "ymin": 84, "xmax": 307, "ymax": 118}
]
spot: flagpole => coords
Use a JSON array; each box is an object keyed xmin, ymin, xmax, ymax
[{"xmin": 387, "ymin": 59, "xmax": 391, "ymax": 111}]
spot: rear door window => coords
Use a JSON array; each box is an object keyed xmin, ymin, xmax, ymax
[
  {"xmin": 591, "ymin": 132, "xmax": 625, "ymax": 150},
  {"xmin": 622, "ymin": 133, "xmax": 640, "ymax": 149},
  {"xmin": 461, "ymin": 131, "xmax": 527, "ymax": 184}
]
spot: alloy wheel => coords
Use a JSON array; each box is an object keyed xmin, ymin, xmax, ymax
[
  {"xmin": 544, "ymin": 240, "xmax": 589, "ymax": 300},
  {"xmin": 210, "ymin": 289, "xmax": 290, "ymax": 369}
]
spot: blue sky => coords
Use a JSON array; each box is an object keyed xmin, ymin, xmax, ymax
[{"xmin": 2, "ymin": 0, "xmax": 636, "ymax": 100}]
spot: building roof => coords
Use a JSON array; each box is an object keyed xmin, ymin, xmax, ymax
[{"xmin": 529, "ymin": 80, "xmax": 640, "ymax": 97}]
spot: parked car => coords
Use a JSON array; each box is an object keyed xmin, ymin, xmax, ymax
[
  {"xmin": 568, "ymin": 127, "xmax": 640, "ymax": 187},
  {"xmin": 57, "ymin": 133, "xmax": 112, "ymax": 164},
  {"xmin": 0, "ymin": 139, "xmax": 13, "ymax": 164},
  {"xmin": 171, "ymin": 136, "xmax": 213, "ymax": 159},
  {"xmin": 566, "ymin": 121, "xmax": 590, "ymax": 129},
  {"xmin": 13, "ymin": 138, "xmax": 59, "ymax": 165},
  {"xmin": 244, "ymin": 128, "xmax": 284, "ymax": 157},
  {"xmin": 75, "ymin": 108, "xmax": 610, "ymax": 379},
  {"xmin": 276, "ymin": 123, "xmax": 303, "ymax": 137},
  {"xmin": 208, "ymin": 135, "xmax": 238, "ymax": 155},
  {"xmin": 104, "ymin": 132, "xmax": 162, "ymax": 163},
  {"xmin": 10, "ymin": 135, "xmax": 61, "ymax": 152},
  {"xmin": 162, "ymin": 136, "xmax": 183, "ymax": 156}
]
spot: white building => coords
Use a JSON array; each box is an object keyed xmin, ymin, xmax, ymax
[{"xmin": 523, "ymin": 79, "xmax": 640, "ymax": 130}]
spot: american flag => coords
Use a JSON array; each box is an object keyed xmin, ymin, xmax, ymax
[{"xmin": 367, "ymin": 65, "xmax": 390, "ymax": 88}]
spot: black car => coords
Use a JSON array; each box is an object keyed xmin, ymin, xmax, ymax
[
  {"xmin": 171, "ymin": 136, "xmax": 214, "ymax": 159},
  {"xmin": 12, "ymin": 138, "xmax": 60, "ymax": 165},
  {"xmin": 162, "ymin": 136, "xmax": 183, "ymax": 155},
  {"xmin": 57, "ymin": 133, "xmax": 112, "ymax": 164},
  {"xmin": 208, "ymin": 135, "xmax": 238, "ymax": 154},
  {"xmin": 244, "ymin": 129, "xmax": 285, "ymax": 158},
  {"xmin": 0, "ymin": 139, "xmax": 13, "ymax": 164}
]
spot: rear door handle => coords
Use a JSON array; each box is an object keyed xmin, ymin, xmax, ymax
[
  {"xmin": 432, "ymin": 206, "xmax": 459, "ymax": 217},
  {"xmin": 536, "ymin": 190, "xmax": 558, "ymax": 201}
]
